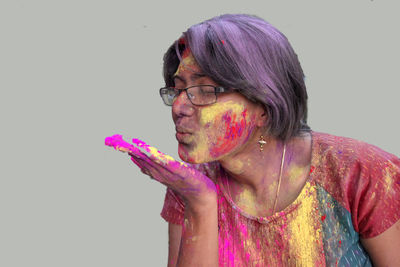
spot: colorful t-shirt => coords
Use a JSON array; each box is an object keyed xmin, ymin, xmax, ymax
[{"xmin": 160, "ymin": 131, "xmax": 400, "ymax": 266}]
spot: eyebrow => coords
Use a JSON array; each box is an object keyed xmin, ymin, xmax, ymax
[{"xmin": 173, "ymin": 73, "xmax": 207, "ymax": 83}]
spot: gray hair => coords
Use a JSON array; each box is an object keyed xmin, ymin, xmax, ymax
[{"xmin": 163, "ymin": 14, "xmax": 311, "ymax": 141}]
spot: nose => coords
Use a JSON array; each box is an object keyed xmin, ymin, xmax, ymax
[{"xmin": 172, "ymin": 90, "xmax": 195, "ymax": 117}]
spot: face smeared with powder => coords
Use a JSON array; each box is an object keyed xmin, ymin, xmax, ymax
[
  {"xmin": 172, "ymin": 49, "xmax": 263, "ymax": 163},
  {"xmin": 174, "ymin": 48, "xmax": 197, "ymax": 76}
]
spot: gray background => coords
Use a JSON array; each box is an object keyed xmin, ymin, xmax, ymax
[{"xmin": 1, "ymin": 0, "xmax": 399, "ymax": 266}]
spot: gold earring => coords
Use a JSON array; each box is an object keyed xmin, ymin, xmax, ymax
[{"xmin": 258, "ymin": 135, "xmax": 267, "ymax": 152}]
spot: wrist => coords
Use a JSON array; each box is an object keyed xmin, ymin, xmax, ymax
[{"xmin": 185, "ymin": 194, "xmax": 217, "ymax": 217}]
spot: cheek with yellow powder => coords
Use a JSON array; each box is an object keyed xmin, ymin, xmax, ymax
[{"xmin": 183, "ymin": 101, "xmax": 257, "ymax": 163}]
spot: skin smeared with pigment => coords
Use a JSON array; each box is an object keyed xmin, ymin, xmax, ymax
[
  {"xmin": 235, "ymin": 188, "xmax": 258, "ymax": 215},
  {"xmin": 175, "ymin": 54, "xmax": 289, "ymax": 217},
  {"xmin": 173, "ymin": 49, "xmax": 261, "ymax": 166},
  {"xmin": 105, "ymin": 134, "xmax": 141, "ymax": 154},
  {"xmin": 286, "ymin": 165, "xmax": 305, "ymax": 183},
  {"xmin": 233, "ymin": 180, "xmax": 279, "ymax": 217},
  {"xmin": 105, "ymin": 134, "xmax": 219, "ymax": 199},
  {"xmin": 174, "ymin": 48, "xmax": 197, "ymax": 77},
  {"xmin": 131, "ymin": 138, "xmax": 188, "ymax": 167},
  {"xmin": 174, "ymin": 49, "xmax": 295, "ymax": 219},
  {"xmin": 201, "ymin": 102, "xmax": 250, "ymax": 157},
  {"xmin": 182, "ymin": 100, "xmax": 257, "ymax": 164},
  {"xmin": 227, "ymin": 150, "xmax": 279, "ymax": 217},
  {"xmin": 227, "ymin": 141, "xmax": 313, "ymax": 217},
  {"xmin": 105, "ymin": 134, "xmax": 187, "ymax": 168}
]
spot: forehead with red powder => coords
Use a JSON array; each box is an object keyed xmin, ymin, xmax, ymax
[{"xmin": 174, "ymin": 47, "xmax": 198, "ymax": 77}]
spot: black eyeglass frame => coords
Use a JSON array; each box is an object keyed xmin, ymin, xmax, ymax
[{"xmin": 159, "ymin": 84, "xmax": 235, "ymax": 106}]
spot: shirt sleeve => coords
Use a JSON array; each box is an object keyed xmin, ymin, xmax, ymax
[
  {"xmin": 160, "ymin": 187, "xmax": 185, "ymax": 225},
  {"xmin": 350, "ymin": 144, "xmax": 400, "ymax": 239}
]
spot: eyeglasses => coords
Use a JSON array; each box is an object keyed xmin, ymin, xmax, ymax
[{"xmin": 159, "ymin": 85, "xmax": 233, "ymax": 106}]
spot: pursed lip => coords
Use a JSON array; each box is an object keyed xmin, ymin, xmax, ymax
[
  {"xmin": 175, "ymin": 125, "xmax": 194, "ymax": 143},
  {"xmin": 175, "ymin": 126, "xmax": 193, "ymax": 134}
]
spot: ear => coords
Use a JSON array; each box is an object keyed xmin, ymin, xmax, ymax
[{"xmin": 255, "ymin": 104, "xmax": 268, "ymax": 128}]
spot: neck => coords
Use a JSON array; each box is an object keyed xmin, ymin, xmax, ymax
[{"xmin": 218, "ymin": 131, "xmax": 311, "ymax": 202}]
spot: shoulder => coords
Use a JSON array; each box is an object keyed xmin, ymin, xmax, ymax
[
  {"xmin": 311, "ymin": 131, "xmax": 400, "ymax": 237},
  {"xmin": 311, "ymin": 131, "xmax": 399, "ymax": 173},
  {"xmin": 311, "ymin": 131, "xmax": 400, "ymax": 189}
]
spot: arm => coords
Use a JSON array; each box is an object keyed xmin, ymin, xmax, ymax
[
  {"xmin": 361, "ymin": 219, "xmax": 400, "ymax": 267},
  {"xmin": 176, "ymin": 198, "xmax": 218, "ymax": 267},
  {"xmin": 105, "ymin": 136, "xmax": 218, "ymax": 266},
  {"xmin": 168, "ymin": 223, "xmax": 182, "ymax": 267}
]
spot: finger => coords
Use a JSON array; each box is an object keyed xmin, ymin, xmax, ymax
[
  {"xmin": 131, "ymin": 138, "xmax": 188, "ymax": 168},
  {"xmin": 133, "ymin": 156, "xmax": 176, "ymax": 185},
  {"xmin": 105, "ymin": 134, "xmax": 147, "ymax": 159},
  {"xmin": 107, "ymin": 135, "xmax": 188, "ymax": 175},
  {"xmin": 129, "ymin": 155, "xmax": 154, "ymax": 178},
  {"xmin": 130, "ymin": 154, "xmax": 157, "ymax": 175},
  {"xmin": 132, "ymin": 152, "xmax": 203, "ymax": 190},
  {"xmin": 131, "ymin": 138, "xmax": 170, "ymax": 163},
  {"xmin": 131, "ymin": 147, "xmax": 187, "ymax": 179},
  {"xmin": 129, "ymin": 155, "xmax": 142, "ymax": 168}
]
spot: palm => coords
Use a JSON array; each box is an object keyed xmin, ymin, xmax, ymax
[{"xmin": 105, "ymin": 134, "xmax": 217, "ymax": 205}]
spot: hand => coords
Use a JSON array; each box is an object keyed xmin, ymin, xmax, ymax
[{"xmin": 105, "ymin": 134, "xmax": 217, "ymax": 208}]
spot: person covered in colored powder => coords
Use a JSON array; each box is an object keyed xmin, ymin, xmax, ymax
[{"xmin": 105, "ymin": 14, "xmax": 400, "ymax": 266}]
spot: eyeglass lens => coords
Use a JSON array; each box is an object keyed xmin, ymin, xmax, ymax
[{"xmin": 161, "ymin": 86, "xmax": 217, "ymax": 106}]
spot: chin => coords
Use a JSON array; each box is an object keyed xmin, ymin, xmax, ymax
[
  {"xmin": 178, "ymin": 143, "xmax": 214, "ymax": 164},
  {"xmin": 178, "ymin": 145, "xmax": 199, "ymax": 164}
]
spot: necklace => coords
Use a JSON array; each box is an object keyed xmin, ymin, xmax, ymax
[{"xmin": 225, "ymin": 143, "xmax": 287, "ymax": 216}]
